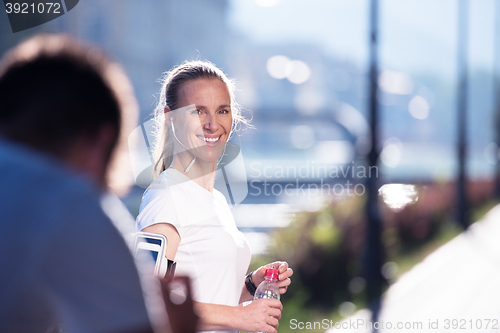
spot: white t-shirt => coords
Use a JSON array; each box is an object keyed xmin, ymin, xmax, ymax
[
  {"xmin": 0, "ymin": 139, "xmax": 160, "ymax": 333},
  {"xmin": 137, "ymin": 168, "xmax": 251, "ymax": 324}
]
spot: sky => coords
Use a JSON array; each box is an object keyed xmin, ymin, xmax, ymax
[{"xmin": 227, "ymin": 0, "xmax": 498, "ymax": 78}]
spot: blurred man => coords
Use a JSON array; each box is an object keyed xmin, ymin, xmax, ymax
[{"xmin": 0, "ymin": 34, "xmax": 194, "ymax": 333}]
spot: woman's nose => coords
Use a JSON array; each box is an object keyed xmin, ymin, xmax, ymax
[{"xmin": 203, "ymin": 114, "xmax": 219, "ymax": 132}]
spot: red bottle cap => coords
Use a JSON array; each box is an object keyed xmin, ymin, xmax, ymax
[{"xmin": 265, "ymin": 268, "xmax": 279, "ymax": 280}]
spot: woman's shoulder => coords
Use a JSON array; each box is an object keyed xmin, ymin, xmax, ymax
[
  {"xmin": 137, "ymin": 169, "xmax": 191, "ymax": 230},
  {"xmin": 212, "ymin": 188, "xmax": 228, "ymax": 202},
  {"xmin": 140, "ymin": 169, "xmax": 186, "ymax": 204}
]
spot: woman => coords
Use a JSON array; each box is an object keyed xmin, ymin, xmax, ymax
[{"xmin": 137, "ymin": 60, "xmax": 293, "ymax": 333}]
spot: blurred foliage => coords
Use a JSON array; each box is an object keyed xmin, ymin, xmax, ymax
[{"xmin": 250, "ymin": 179, "xmax": 496, "ymax": 333}]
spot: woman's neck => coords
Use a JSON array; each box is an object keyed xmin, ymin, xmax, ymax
[{"xmin": 171, "ymin": 156, "xmax": 217, "ymax": 192}]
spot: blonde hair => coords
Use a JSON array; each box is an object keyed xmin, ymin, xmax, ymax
[{"xmin": 151, "ymin": 60, "xmax": 249, "ymax": 179}]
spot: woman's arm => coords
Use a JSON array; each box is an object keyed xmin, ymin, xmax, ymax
[
  {"xmin": 142, "ymin": 223, "xmax": 282, "ymax": 332},
  {"xmin": 194, "ymin": 299, "xmax": 282, "ymax": 333},
  {"xmin": 142, "ymin": 223, "xmax": 180, "ymax": 261}
]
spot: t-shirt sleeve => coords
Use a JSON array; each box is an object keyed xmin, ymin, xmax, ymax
[
  {"xmin": 136, "ymin": 185, "xmax": 187, "ymax": 232},
  {"xmin": 40, "ymin": 193, "xmax": 154, "ymax": 333}
]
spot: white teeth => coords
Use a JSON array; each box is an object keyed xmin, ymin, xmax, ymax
[{"xmin": 198, "ymin": 136, "xmax": 219, "ymax": 143}]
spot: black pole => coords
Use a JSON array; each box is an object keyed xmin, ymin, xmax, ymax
[
  {"xmin": 457, "ymin": 0, "xmax": 469, "ymax": 229},
  {"xmin": 363, "ymin": 0, "xmax": 385, "ymax": 330},
  {"xmin": 493, "ymin": 0, "xmax": 500, "ymax": 199}
]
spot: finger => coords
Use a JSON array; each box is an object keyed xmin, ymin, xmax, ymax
[
  {"xmin": 258, "ymin": 298, "xmax": 282, "ymax": 310},
  {"xmin": 266, "ymin": 316, "xmax": 280, "ymax": 328},
  {"xmin": 264, "ymin": 299, "xmax": 283, "ymax": 310},
  {"xmin": 264, "ymin": 325, "xmax": 277, "ymax": 333},
  {"xmin": 279, "ymin": 284, "xmax": 290, "ymax": 294},
  {"xmin": 279, "ymin": 267, "xmax": 293, "ymax": 281},
  {"xmin": 259, "ymin": 265, "xmax": 267, "ymax": 276},
  {"xmin": 277, "ymin": 277, "xmax": 291, "ymax": 288},
  {"xmin": 268, "ymin": 308, "xmax": 282, "ymax": 320},
  {"xmin": 266, "ymin": 261, "xmax": 283, "ymax": 270},
  {"xmin": 278, "ymin": 261, "xmax": 288, "ymax": 273},
  {"xmin": 278, "ymin": 272, "xmax": 292, "ymax": 285}
]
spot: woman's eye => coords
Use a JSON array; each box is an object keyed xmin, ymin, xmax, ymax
[
  {"xmin": 219, "ymin": 109, "xmax": 230, "ymax": 114},
  {"xmin": 192, "ymin": 109, "xmax": 202, "ymax": 115}
]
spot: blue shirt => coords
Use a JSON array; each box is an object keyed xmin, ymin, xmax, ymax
[{"xmin": 0, "ymin": 139, "xmax": 153, "ymax": 333}]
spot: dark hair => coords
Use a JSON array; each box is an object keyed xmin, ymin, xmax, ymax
[
  {"xmin": 0, "ymin": 34, "xmax": 138, "ymax": 192},
  {"xmin": 152, "ymin": 60, "xmax": 249, "ymax": 178}
]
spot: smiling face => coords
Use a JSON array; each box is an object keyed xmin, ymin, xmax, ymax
[{"xmin": 172, "ymin": 78, "xmax": 233, "ymax": 164}]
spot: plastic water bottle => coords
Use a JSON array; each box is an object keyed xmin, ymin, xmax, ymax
[
  {"xmin": 252, "ymin": 268, "xmax": 280, "ymax": 333},
  {"xmin": 254, "ymin": 268, "xmax": 280, "ymax": 301}
]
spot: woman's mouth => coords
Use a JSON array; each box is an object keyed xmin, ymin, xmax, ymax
[{"xmin": 197, "ymin": 135, "xmax": 222, "ymax": 146}]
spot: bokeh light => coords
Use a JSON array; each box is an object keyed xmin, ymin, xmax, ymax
[
  {"xmin": 408, "ymin": 95, "xmax": 430, "ymax": 120},
  {"xmin": 338, "ymin": 301, "xmax": 357, "ymax": 317},
  {"xmin": 315, "ymin": 141, "xmax": 354, "ymax": 164},
  {"xmin": 287, "ymin": 60, "xmax": 311, "ymax": 84},
  {"xmin": 266, "ymin": 55, "xmax": 291, "ymax": 79},
  {"xmin": 378, "ymin": 184, "xmax": 418, "ymax": 212},
  {"xmin": 348, "ymin": 277, "xmax": 366, "ymax": 294},
  {"xmin": 378, "ymin": 70, "xmax": 413, "ymax": 95},
  {"xmin": 381, "ymin": 261, "xmax": 398, "ymax": 279},
  {"xmin": 483, "ymin": 142, "xmax": 498, "ymax": 165},
  {"xmin": 266, "ymin": 55, "xmax": 311, "ymax": 84},
  {"xmin": 381, "ymin": 137, "xmax": 403, "ymax": 168}
]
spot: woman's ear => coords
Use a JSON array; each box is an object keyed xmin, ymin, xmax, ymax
[{"xmin": 165, "ymin": 106, "xmax": 173, "ymax": 126}]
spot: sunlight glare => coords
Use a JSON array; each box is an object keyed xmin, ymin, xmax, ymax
[{"xmin": 378, "ymin": 184, "xmax": 418, "ymax": 212}]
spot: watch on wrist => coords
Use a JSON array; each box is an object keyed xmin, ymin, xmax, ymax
[{"xmin": 245, "ymin": 270, "xmax": 256, "ymax": 296}]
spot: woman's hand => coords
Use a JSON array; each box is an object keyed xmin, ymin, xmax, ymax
[
  {"xmin": 159, "ymin": 276, "xmax": 198, "ymax": 333},
  {"xmin": 234, "ymin": 298, "xmax": 282, "ymax": 333},
  {"xmin": 254, "ymin": 261, "xmax": 293, "ymax": 295}
]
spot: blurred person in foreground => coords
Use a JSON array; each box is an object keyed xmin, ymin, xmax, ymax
[{"xmin": 0, "ymin": 34, "xmax": 196, "ymax": 333}]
